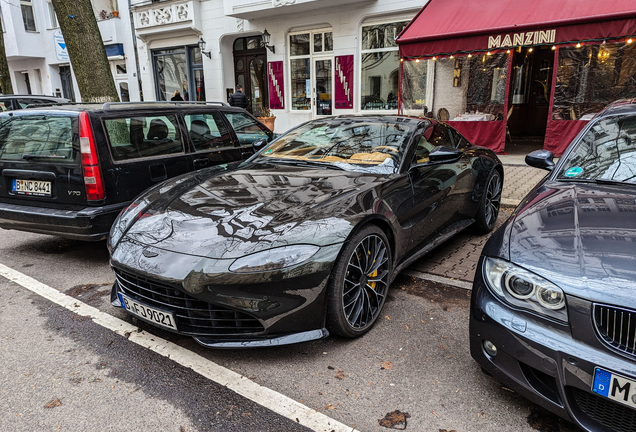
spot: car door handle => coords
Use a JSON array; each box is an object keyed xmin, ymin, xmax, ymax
[{"xmin": 149, "ymin": 164, "xmax": 167, "ymax": 182}]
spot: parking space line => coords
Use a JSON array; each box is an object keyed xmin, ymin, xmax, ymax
[
  {"xmin": 0, "ymin": 263, "xmax": 357, "ymax": 432},
  {"xmin": 404, "ymin": 269, "xmax": 473, "ymax": 290}
]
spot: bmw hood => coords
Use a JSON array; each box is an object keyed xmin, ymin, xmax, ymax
[
  {"xmin": 118, "ymin": 162, "xmax": 386, "ymax": 259},
  {"xmin": 508, "ymin": 182, "xmax": 636, "ymax": 305}
]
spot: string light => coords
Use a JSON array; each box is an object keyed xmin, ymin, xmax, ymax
[
  {"xmin": 528, "ymin": 47, "xmax": 533, "ymax": 52},
  {"xmin": 450, "ymin": 55, "xmax": 454, "ymax": 59},
  {"xmin": 628, "ymin": 38, "xmax": 634, "ymax": 44},
  {"xmin": 400, "ymin": 58, "xmax": 403, "ymax": 62},
  {"xmin": 432, "ymin": 56, "xmax": 437, "ymax": 61},
  {"xmin": 552, "ymin": 45, "xmax": 556, "ymax": 50},
  {"xmin": 576, "ymin": 42, "xmax": 581, "ymax": 48},
  {"xmin": 506, "ymin": 50, "xmax": 511, "ymax": 54},
  {"xmin": 468, "ymin": 54, "xmax": 472, "ymax": 58},
  {"xmin": 415, "ymin": 58, "xmax": 420, "ymax": 63},
  {"xmin": 487, "ymin": 51, "xmax": 492, "ymax": 55}
]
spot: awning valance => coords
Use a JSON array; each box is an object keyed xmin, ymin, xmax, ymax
[{"xmin": 397, "ymin": 0, "xmax": 636, "ymax": 58}]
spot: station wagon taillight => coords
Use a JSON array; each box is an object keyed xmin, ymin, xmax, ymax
[{"xmin": 79, "ymin": 111, "xmax": 105, "ymax": 201}]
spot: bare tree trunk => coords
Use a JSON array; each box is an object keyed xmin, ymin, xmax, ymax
[
  {"xmin": 51, "ymin": 0, "xmax": 119, "ymax": 102},
  {"xmin": 0, "ymin": 21, "xmax": 13, "ymax": 95}
]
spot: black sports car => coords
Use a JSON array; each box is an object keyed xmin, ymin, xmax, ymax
[
  {"xmin": 108, "ymin": 115, "xmax": 503, "ymax": 348},
  {"xmin": 470, "ymin": 100, "xmax": 636, "ymax": 431}
]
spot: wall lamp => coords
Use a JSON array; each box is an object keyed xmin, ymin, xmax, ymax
[
  {"xmin": 198, "ymin": 37, "xmax": 212, "ymax": 59},
  {"xmin": 262, "ymin": 29, "xmax": 275, "ymax": 54}
]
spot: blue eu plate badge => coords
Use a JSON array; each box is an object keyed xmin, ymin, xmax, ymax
[{"xmin": 592, "ymin": 368, "xmax": 611, "ymax": 397}]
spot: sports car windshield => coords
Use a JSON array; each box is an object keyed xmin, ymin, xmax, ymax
[
  {"xmin": 558, "ymin": 115, "xmax": 636, "ymax": 184},
  {"xmin": 258, "ymin": 119, "xmax": 413, "ymax": 174}
]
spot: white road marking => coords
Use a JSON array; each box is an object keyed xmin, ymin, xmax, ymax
[
  {"xmin": 404, "ymin": 269, "xmax": 473, "ymax": 290},
  {"xmin": 0, "ymin": 263, "xmax": 357, "ymax": 432}
]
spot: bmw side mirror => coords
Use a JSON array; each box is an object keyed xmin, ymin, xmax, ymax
[
  {"xmin": 526, "ymin": 150, "xmax": 555, "ymax": 171},
  {"xmin": 429, "ymin": 146, "xmax": 463, "ymax": 163},
  {"xmin": 252, "ymin": 138, "xmax": 268, "ymax": 153}
]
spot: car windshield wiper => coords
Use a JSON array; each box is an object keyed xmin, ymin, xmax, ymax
[
  {"xmin": 22, "ymin": 154, "xmax": 68, "ymax": 160},
  {"xmin": 558, "ymin": 177, "xmax": 635, "ymax": 186},
  {"xmin": 256, "ymin": 157, "xmax": 347, "ymax": 171}
]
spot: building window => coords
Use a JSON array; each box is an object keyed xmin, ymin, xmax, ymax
[
  {"xmin": 115, "ymin": 62, "xmax": 127, "ymax": 75},
  {"xmin": 360, "ymin": 21, "xmax": 409, "ymax": 111},
  {"xmin": 47, "ymin": 1, "xmax": 58, "ymax": 29},
  {"xmin": 289, "ymin": 29, "xmax": 333, "ymax": 112},
  {"xmin": 21, "ymin": 0, "xmax": 36, "ymax": 32}
]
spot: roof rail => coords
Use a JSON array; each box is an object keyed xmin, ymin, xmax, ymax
[{"xmin": 102, "ymin": 101, "xmax": 228, "ymax": 109}]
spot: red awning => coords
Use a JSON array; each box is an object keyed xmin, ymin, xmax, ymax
[{"xmin": 398, "ymin": 0, "xmax": 636, "ymax": 57}]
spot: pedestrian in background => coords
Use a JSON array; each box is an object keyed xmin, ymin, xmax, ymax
[
  {"xmin": 229, "ymin": 85, "xmax": 249, "ymax": 109},
  {"xmin": 171, "ymin": 90, "xmax": 184, "ymax": 101}
]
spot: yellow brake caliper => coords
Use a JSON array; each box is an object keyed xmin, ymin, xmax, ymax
[{"xmin": 368, "ymin": 250, "xmax": 377, "ymax": 290}]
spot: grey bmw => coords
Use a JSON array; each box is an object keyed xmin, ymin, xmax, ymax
[{"xmin": 470, "ymin": 100, "xmax": 636, "ymax": 432}]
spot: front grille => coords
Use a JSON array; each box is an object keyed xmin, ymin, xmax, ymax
[
  {"xmin": 571, "ymin": 387, "xmax": 636, "ymax": 432},
  {"xmin": 594, "ymin": 304, "xmax": 636, "ymax": 357},
  {"xmin": 114, "ymin": 269, "xmax": 264, "ymax": 337}
]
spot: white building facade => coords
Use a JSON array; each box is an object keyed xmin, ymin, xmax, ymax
[
  {"xmin": 130, "ymin": 0, "xmax": 426, "ymax": 132},
  {"xmin": 1, "ymin": 0, "xmax": 140, "ymax": 102}
]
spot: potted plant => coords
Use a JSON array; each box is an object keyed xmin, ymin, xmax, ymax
[
  {"xmin": 110, "ymin": 0, "xmax": 119, "ymax": 17},
  {"xmin": 257, "ymin": 107, "xmax": 276, "ymax": 131}
]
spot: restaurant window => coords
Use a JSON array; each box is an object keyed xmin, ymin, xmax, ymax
[
  {"xmin": 402, "ymin": 53, "xmax": 509, "ymax": 120},
  {"xmin": 553, "ymin": 41, "xmax": 636, "ymax": 121},
  {"xmin": 289, "ymin": 29, "xmax": 333, "ymax": 112},
  {"xmin": 21, "ymin": 0, "xmax": 36, "ymax": 32},
  {"xmin": 360, "ymin": 21, "xmax": 408, "ymax": 111}
]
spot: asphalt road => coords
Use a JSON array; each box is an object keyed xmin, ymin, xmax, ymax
[{"xmin": 0, "ymin": 224, "xmax": 582, "ymax": 432}]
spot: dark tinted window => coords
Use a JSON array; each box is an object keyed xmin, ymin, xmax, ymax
[
  {"xmin": 449, "ymin": 128, "xmax": 465, "ymax": 148},
  {"xmin": 104, "ymin": 114, "xmax": 184, "ymax": 161},
  {"xmin": 0, "ymin": 115, "xmax": 76, "ymax": 161},
  {"xmin": 184, "ymin": 112, "xmax": 232, "ymax": 151},
  {"xmin": 223, "ymin": 112, "xmax": 270, "ymax": 144},
  {"xmin": 430, "ymin": 125, "xmax": 453, "ymax": 148}
]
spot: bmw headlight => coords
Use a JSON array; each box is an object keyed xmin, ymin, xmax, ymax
[
  {"xmin": 483, "ymin": 257, "xmax": 567, "ymax": 322},
  {"xmin": 229, "ymin": 245, "xmax": 320, "ymax": 273}
]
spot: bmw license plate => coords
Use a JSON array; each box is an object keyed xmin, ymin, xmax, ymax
[
  {"xmin": 13, "ymin": 179, "xmax": 51, "ymax": 197},
  {"xmin": 118, "ymin": 293, "xmax": 177, "ymax": 331},
  {"xmin": 592, "ymin": 367, "xmax": 636, "ymax": 409}
]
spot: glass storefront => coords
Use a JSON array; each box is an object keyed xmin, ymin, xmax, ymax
[
  {"xmin": 553, "ymin": 41, "xmax": 636, "ymax": 120},
  {"xmin": 153, "ymin": 46, "xmax": 205, "ymax": 101},
  {"xmin": 289, "ymin": 29, "xmax": 333, "ymax": 115},
  {"xmin": 402, "ymin": 53, "xmax": 509, "ymax": 119}
]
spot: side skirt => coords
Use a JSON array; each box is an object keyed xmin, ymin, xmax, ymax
[{"xmin": 392, "ymin": 218, "xmax": 475, "ymax": 279}]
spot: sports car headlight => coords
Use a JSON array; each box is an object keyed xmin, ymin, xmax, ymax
[
  {"xmin": 483, "ymin": 257, "xmax": 568, "ymax": 322},
  {"xmin": 229, "ymin": 245, "xmax": 320, "ymax": 273},
  {"xmin": 108, "ymin": 197, "xmax": 151, "ymax": 252}
]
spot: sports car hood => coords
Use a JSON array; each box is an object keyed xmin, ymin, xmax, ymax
[
  {"xmin": 509, "ymin": 182, "xmax": 636, "ymax": 305},
  {"xmin": 121, "ymin": 162, "xmax": 387, "ymax": 259}
]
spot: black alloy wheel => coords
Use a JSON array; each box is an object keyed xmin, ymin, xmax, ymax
[
  {"xmin": 327, "ymin": 225, "xmax": 391, "ymax": 338},
  {"xmin": 472, "ymin": 169, "xmax": 502, "ymax": 234}
]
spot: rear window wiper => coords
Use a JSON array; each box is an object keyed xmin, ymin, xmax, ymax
[{"xmin": 22, "ymin": 154, "xmax": 68, "ymax": 160}]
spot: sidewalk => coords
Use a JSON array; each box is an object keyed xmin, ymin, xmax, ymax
[{"xmin": 499, "ymin": 154, "xmax": 549, "ymax": 207}]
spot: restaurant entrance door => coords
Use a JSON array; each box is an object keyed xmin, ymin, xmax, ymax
[{"xmin": 507, "ymin": 46, "xmax": 554, "ymax": 146}]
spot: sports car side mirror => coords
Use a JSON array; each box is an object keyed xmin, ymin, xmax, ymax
[
  {"xmin": 526, "ymin": 150, "xmax": 555, "ymax": 171},
  {"xmin": 429, "ymin": 146, "xmax": 463, "ymax": 163},
  {"xmin": 252, "ymin": 138, "xmax": 268, "ymax": 153}
]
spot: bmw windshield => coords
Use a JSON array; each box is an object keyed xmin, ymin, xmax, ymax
[
  {"xmin": 558, "ymin": 115, "xmax": 636, "ymax": 184},
  {"xmin": 257, "ymin": 118, "xmax": 415, "ymax": 174}
]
